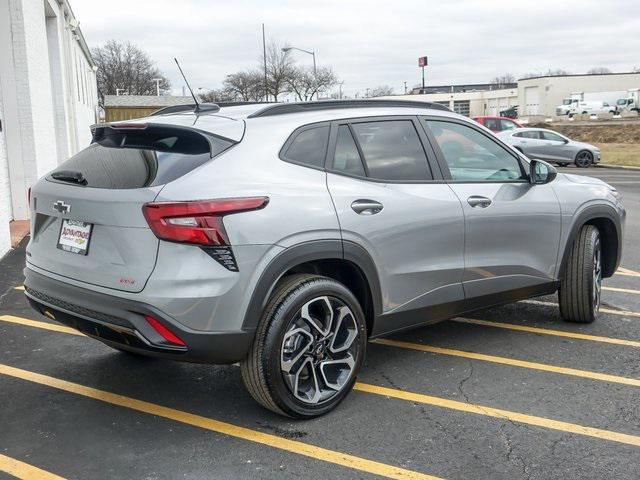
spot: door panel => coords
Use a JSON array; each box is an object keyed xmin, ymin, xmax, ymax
[
  {"xmin": 423, "ymin": 118, "xmax": 562, "ymax": 301},
  {"xmin": 446, "ymin": 182, "xmax": 561, "ymax": 298},
  {"xmin": 327, "ymin": 173, "xmax": 465, "ymax": 319},
  {"xmin": 325, "ymin": 117, "xmax": 465, "ymax": 334}
]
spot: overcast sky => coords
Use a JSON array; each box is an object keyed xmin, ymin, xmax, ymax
[{"xmin": 72, "ymin": 0, "xmax": 640, "ymax": 97}]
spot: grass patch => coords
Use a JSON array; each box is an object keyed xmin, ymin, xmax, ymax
[{"xmin": 595, "ymin": 143, "xmax": 640, "ymax": 167}]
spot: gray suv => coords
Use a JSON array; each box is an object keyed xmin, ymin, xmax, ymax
[{"xmin": 24, "ymin": 100, "xmax": 625, "ymax": 418}]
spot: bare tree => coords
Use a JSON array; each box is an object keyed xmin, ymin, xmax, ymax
[
  {"xmin": 223, "ymin": 71, "xmax": 264, "ymax": 101},
  {"xmin": 633, "ymin": 66, "xmax": 640, "ymax": 73},
  {"xmin": 369, "ymin": 85, "xmax": 395, "ymax": 97},
  {"xmin": 521, "ymin": 69, "xmax": 569, "ymax": 79},
  {"xmin": 262, "ymin": 41, "xmax": 295, "ymax": 101},
  {"xmin": 198, "ymin": 88, "xmax": 237, "ymax": 103},
  {"xmin": 92, "ymin": 40, "xmax": 170, "ymax": 100},
  {"xmin": 587, "ymin": 67, "xmax": 612, "ymax": 74},
  {"xmin": 286, "ymin": 66, "xmax": 337, "ymax": 101},
  {"xmin": 489, "ymin": 73, "xmax": 515, "ymax": 85}
]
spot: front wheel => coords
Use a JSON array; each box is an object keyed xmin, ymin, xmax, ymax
[
  {"xmin": 241, "ymin": 274, "xmax": 367, "ymax": 418},
  {"xmin": 558, "ymin": 225, "xmax": 601, "ymax": 323},
  {"xmin": 575, "ymin": 150, "xmax": 593, "ymax": 168}
]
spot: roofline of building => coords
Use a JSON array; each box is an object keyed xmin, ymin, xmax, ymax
[
  {"xmin": 518, "ymin": 71, "xmax": 640, "ymax": 81},
  {"xmin": 57, "ymin": 0, "xmax": 95, "ymax": 68}
]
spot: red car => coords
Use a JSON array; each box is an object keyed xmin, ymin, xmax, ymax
[{"xmin": 473, "ymin": 116, "xmax": 522, "ymax": 133}]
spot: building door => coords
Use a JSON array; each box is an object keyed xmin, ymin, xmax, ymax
[{"xmin": 524, "ymin": 86, "xmax": 540, "ymax": 115}]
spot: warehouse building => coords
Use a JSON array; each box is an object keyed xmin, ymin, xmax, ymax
[
  {"xmin": 103, "ymin": 95, "xmax": 194, "ymax": 122},
  {"xmin": 0, "ymin": 0, "xmax": 98, "ymax": 257},
  {"xmin": 386, "ymin": 83, "xmax": 518, "ymax": 117},
  {"xmin": 518, "ymin": 72, "xmax": 640, "ymax": 116}
]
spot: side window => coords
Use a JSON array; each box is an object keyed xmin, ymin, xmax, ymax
[
  {"xmin": 350, "ymin": 120, "xmax": 431, "ymax": 181},
  {"xmin": 500, "ymin": 119, "xmax": 518, "ymax": 131},
  {"xmin": 331, "ymin": 125, "xmax": 366, "ymax": 177},
  {"xmin": 522, "ymin": 131, "xmax": 541, "ymax": 139},
  {"xmin": 483, "ymin": 119, "xmax": 500, "ymax": 131},
  {"xmin": 541, "ymin": 131, "xmax": 565, "ymax": 142},
  {"xmin": 426, "ymin": 120, "xmax": 525, "ymax": 182},
  {"xmin": 282, "ymin": 125, "xmax": 330, "ymax": 168}
]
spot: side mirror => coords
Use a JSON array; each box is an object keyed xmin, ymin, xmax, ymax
[{"xmin": 529, "ymin": 159, "xmax": 557, "ymax": 185}]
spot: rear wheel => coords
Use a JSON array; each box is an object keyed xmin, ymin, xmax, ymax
[
  {"xmin": 241, "ymin": 274, "xmax": 367, "ymax": 418},
  {"xmin": 575, "ymin": 150, "xmax": 593, "ymax": 168},
  {"xmin": 558, "ymin": 225, "xmax": 601, "ymax": 323}
]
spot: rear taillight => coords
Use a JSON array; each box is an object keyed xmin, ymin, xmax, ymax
[{"xmin": 142, "ymin": 197, "xmax": 268, "ymax": 271}]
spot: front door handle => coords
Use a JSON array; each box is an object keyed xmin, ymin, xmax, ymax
[
  {"xmin": 467, "ymin": 196, "xmax": 492, "ymax": 208},
  {"xmin": 351, "ymin": 199, "xmax": 383, "ymax": 215}
]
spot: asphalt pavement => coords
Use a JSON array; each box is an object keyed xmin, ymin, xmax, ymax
[{"xmin": 0, "ymin": 166, "xmax": 639, "ymax": 480}]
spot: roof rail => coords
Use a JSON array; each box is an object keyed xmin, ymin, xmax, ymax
[
  {"xmin": 247, "ymin": 99, "xmax": 451, "ymax": 118},
  {"xmin": 150, "ymin": 103, "xmax": 220, "ymax": 116}
]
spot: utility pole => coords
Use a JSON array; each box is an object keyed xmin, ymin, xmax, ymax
[
  {"xmin": 152, "ymin": 78, "xmax": 162, "ymax": 96},
  {"xmin": 365, "ymin": 87, "xmax": 370, "ymax": 98},
  {"xmin": 338, "ymin": 81, "xmax": 344, "ymax": 99},
  {"xmin": 262, "ymin": 23, "xmax": 268, "ymax": 102},
  {"xmin": 404, "ymin": 81, "xmax": 407, "ymax": 95}
]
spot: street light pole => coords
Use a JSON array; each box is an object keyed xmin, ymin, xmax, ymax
[
  {"xmin": 282, "ymin": 46, "xmax": 318, "ymax": 99},
  {"xmin": 152, "ymin": 78, "xmax": 162, "ymax": 96}
]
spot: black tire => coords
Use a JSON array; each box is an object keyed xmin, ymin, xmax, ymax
[
  {"xmin": 558, "ymin": 225, "xmax": 602, "ymax": 323},
  {"xmin": 241, "ymin": 274, "xmax": 367, "ymax": 418},
  {"xmin": 575, "ymin": 150, "xmax": 593, "ymax": 168}
]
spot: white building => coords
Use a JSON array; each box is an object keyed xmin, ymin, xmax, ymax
[
  {"xmin": 383, "ymin": 83, "xmax": 518, "ymax": 117},
  {"xmin": 0, "ymin": 0, "xmax": 98, "ymax": 257},
  {"xmin": 518, "ymin": 72, "xmax": 640, "ymax": 117}
]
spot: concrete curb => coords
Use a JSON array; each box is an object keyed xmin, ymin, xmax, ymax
[{"xmin": 596, "ymin": 164, "xmax": 640, "ymax": 171}]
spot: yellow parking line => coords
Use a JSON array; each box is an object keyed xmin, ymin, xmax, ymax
[
  {"xmin": 0, "ymin": 315, "xmax": 83, "ymax": 336},
  {"xmin": 353, "ymin": 383, "xmax": 640, "ymax": 447},
  {"xmin": 0, "ymin": 453, "xmax": 66, "ymax": 480},
  {"xmin": 14, "ymin": 285, "xmax": 24, "ymax": 291},
  {"xmin": 373, "ymin": 338, "xmax": 640, "ymax": 387},
  {"xmin": 523, "ymin": 300, "xmax": 640, "ymax": 318},
  {"xmin": 452, "ymin": 318, "xmax": 640, "ymax": 348},
  {"xmin": 3, "ymin": 316, "xmax": 640, "ymax": 450},
  {"xmin": 617, "ymin": 267, "xmax": 640, "ymax": 277},
  {"xmin": 603, "ymin": 286, "xmax": 640, "ymax": 295},
  {"xmin": 0, "ymin": 364, "xmax": 441, "ymax": 480}
]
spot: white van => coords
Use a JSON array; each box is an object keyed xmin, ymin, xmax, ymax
[{"xmin": 570, "ymin": 101, "xmax": 617, "ymax": 117}]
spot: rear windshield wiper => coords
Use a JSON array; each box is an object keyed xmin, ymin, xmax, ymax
[{"xmin": 51, "ymin": 170, "xmax": 88, "ymax": 185}]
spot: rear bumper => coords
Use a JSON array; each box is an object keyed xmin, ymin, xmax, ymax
[{"xmin": 24, "ymin": 268, "xmax": 254, "ymax": 364}]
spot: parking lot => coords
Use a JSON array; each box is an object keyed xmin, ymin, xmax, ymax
[{"xmin": 0, "ymin": 165, "xmax": 638, "ymax": 480}]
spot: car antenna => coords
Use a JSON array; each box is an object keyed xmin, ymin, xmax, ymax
[{"xmin": 174, "ymin": 57, "xmax": 201, "ymax": 114}]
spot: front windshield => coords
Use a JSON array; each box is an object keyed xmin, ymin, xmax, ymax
[
  {"xmin": 617, "ymin": 99, "xmax": 627, "ymax": 105},
  {"xmin": 562, "ymin": 99, "xmax": 572, "ymax": 105}
]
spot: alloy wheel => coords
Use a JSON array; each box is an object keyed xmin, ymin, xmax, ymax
[
  {"xmin": 280, "ymin": 296, "xmax": 359, "ymax": 405},
  {"xmin": 576, "ymin": 151, "xmax": 593, "ymax": 167},
  {"xmin": 593, "ymin": 238, "xmax": 602, "ymax": 312}
]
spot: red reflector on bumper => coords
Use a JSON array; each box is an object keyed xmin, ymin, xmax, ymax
[{"xmin": 144, "ymin": 315, "xmax": 186, "ymax": 346}]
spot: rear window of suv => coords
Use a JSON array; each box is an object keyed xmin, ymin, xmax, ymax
[{"xmin": 49, "ymin": 125, "xmax": 234, "ymax": 189}]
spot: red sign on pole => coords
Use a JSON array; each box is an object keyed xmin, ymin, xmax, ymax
[{"xmin": 418, "ymin": 56, "xmax": 428, "ymax": 67}]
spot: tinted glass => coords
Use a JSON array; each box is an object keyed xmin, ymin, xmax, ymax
[
  {"xmin": 332, "ymin": 125, "xmax": 365, "ymax": 176},
  {"xmin": 483, "ymin": 119, "xmax": 500, "ymax": 131},
  {"xmin": 521, "ymin": 131, "xmax": 542, "ymax": 139},
  {"xmin": 283, "ymin": 125, "xmax": 330, "ymax": 168},
  {"xmin": 541, "ymin": 131, "xmax": 565, "ymax": 142},
  {"xmin": 500, "ymin": 119, "xmax": 518, "ymax": 130},
  {"xmin": 426, "ymin": 120, "xmax": 525, "ymax": 182},
  {"xmin": 351, "ymin": 121, "xmax": 430, "ymax": 181},
  {"xmin": 50, "ymin": 126, "xmax": 233, "ymax": 189}
]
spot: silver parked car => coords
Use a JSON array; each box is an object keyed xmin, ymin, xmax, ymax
[
  {"xmin": 497, "ymin": 127, "xmax": 600, "ymax": 168},
  {"xmin": 25, "ymin": 100, "xmax": 624, "ymax": 418}
]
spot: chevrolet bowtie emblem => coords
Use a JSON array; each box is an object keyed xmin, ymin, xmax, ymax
[{"xmin": 52, "ymin": 200, "xmax": 71, "ymax": 214}]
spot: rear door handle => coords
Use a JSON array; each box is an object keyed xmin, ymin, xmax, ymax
[
  {"xmin": 351, "ymin": 199, "xmax": 383, "ymax": 215},
  {"xmin": 467, "ymin": 196, "xmax": 492, "ymax": 208}
]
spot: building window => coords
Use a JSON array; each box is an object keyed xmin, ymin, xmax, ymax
[{"xmin": 453, "ymin": 100, "xmax": 470, "ymax": 116}]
